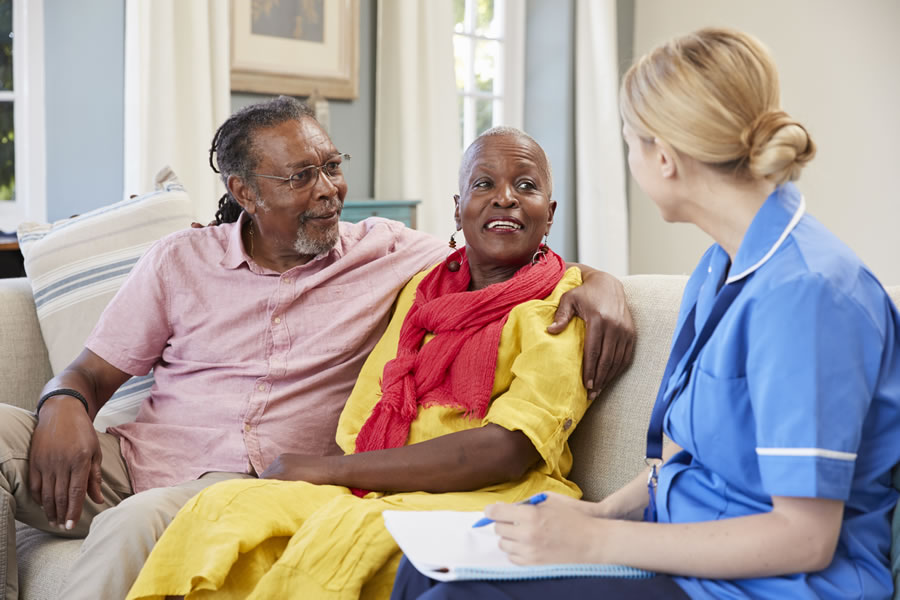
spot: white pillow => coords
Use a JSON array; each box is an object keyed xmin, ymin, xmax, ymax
[{"xmin": 17, "ymin": 167, "xmax": 194, "ymax": 430}]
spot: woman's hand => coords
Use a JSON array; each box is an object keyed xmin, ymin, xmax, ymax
[
  {"xmin": 259, "ymin": 453, "xmax": 337, "ymax": 484},
  {"xmin": 551, "ymin": 268, "xmax": 635, "ymax": 397},
  {"xmin": 488, "ymin": 491, "xmax": 845, "ymax": 578},
  {"xmin": 486, "ymin": 492, "xmax": 604, "ymax": 565}
]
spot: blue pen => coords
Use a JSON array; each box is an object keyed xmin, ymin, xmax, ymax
[{"xmin": 471, "ymin": 493, "xmax": 548, "ymax": 528}]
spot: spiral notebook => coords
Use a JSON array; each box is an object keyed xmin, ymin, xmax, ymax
[{"xmin": 382, "ymin": 510, "xmax": 654, "ymax": 582}]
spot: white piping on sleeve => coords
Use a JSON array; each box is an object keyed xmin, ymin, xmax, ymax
[{"xmin": 755, "ymin": 447, "xmax": 857, "ymax": 461}]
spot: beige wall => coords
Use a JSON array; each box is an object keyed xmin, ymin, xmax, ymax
[{"xmin": 628, "ymin": 0, "xmax": 900, "ymax": 285}]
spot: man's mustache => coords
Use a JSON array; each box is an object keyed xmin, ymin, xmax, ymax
[{"xmin": 300, "ymin": 200, "xmax": 343, "ymax": 222}]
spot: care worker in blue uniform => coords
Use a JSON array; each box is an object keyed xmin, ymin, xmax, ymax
[{"xmin": 390, "ymin": 27, "xmax": 900, "ymax": 599}]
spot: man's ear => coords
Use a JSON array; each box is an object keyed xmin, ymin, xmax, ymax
[
  {"xmin": 655, "ymin": 140, "xmax": 678, "ymax": 179},
  {"xmin": 227, "ymin": 175, "xmax": 257, "ymax": 215},
  {"xmin": 453, "ymin": 194, "xmax": 462, "ymax": 230}
]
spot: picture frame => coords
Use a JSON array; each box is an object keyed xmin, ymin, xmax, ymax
[{"xmin": 231, "ymin": 0, "xmax": 359, "ymax": 100}]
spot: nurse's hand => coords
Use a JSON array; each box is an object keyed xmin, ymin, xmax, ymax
[{"xmin": 486, "ymin": 492, "xmax": 604, "ymax": 565}]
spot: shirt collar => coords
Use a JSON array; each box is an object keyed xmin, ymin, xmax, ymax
[
  {"xmin": 725, "ymin": 182, "xmax": 806, "ymax": 284},
  {"xmin": 219, "ymin": 212, "xmax": 346, "ymax": 271},
  {"xmin": 221, "ymin": 211, "xmax": 251, "ymax": 270}
]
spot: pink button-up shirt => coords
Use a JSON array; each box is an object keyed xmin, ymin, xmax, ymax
[{"xmin": 87, "ymin": 214, "xmax": 444, "ymax": 493}]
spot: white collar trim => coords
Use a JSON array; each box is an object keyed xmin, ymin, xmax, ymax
[{"xmin": 725, "ymin": 194, "xmax": 806, "ymax": 284}]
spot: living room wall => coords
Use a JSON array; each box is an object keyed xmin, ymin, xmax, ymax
[
  {"xmin": 627, "ymin": 0, "xmax": 900, "ymax": 284},
  {"xmin": 231, "ymin": 0, "xmax": 377, "ymax": 202},
  {"xmin": 44, "ymin": 0, "xmax": 125, "ymax": 221},
  {"xmin": 43, "ymin": 0, "xmax": 377, "ymax": 221},
  {"xmin": 40, "ymin": 0, "xmax": 626, "ymax": 271},
  {"xmin": 42, "ymin": 0, "xmax": 586, "ymax": 250}
]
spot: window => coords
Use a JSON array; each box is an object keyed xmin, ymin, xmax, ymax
[
  {"xmin": 453, "ymin": 0, "xmax": 525, "ymax": 152},
  {"xmin": 0, "ymin": 0, "xmax": 45, "ymax": 231}
]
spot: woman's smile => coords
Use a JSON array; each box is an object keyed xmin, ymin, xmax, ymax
[{"xmin": 483, "ymin": 216, "xmax": 525, "ymax": 233}]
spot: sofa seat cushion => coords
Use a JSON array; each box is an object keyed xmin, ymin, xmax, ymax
[{"xmin": 15, "ymin": 521, "xmax": 81, "ymax": 600}]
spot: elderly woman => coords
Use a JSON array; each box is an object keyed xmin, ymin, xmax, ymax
[
  {"xmin": 391, "ymin": 28, "xmax": 900, "ymax": 600},
  {"xmin": 127, "ymin": 127, "xmax": 593, "ymax": 599}
]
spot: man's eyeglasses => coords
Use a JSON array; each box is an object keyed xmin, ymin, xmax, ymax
[{"xmin": 252, "ymin": 153, "xmax": 351, "ymax": 192}]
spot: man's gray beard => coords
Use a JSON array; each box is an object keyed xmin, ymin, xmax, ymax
[
  {"xmin": 293, "ymin": 222, "xmax": 339, "ymax": 256},
  {"xmin": 254, "ymin": 193, "xmax": 340, "ymax": 257}
]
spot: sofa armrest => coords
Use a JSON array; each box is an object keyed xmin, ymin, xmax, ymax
[{"xmin": 0, "ymin": 277, "xmax": 53, "ymax": 411}]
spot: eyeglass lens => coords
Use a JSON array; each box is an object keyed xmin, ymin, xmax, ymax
[{"xmin": 289, "ymin": 155, "xmax": 349, "ymax": 190}]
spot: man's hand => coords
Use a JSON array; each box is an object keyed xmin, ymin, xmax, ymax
[
  {"xmin": 550, "ymin": 269, "xmax": 635, "ymax": 397},
  {"xmin": 259, "ymin": 453, "xmax": 337, "ymax": 485},
  {"xmin": 189, "ymin": 220, "xmax": 216, "ymax": 228},
  {"xmin": 486, "ymin": 492, "xmax": 604, "ymax": 565},
  {"xmin": 28, "ymin": 397, "xmax": 104, "ymax": 530}
]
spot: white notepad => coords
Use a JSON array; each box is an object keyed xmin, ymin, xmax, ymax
[{"xmin": 382, "ymin": 510, "xmax": 654, "ymax": 582}]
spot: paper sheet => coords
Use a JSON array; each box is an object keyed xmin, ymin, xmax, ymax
[
  {"xmin": 383, "ymin": 509, "xmax": 657, "ymax": 582},
  {"xmin": 383, "ymin": 510, "xmax": 515, "ymax": 580}
]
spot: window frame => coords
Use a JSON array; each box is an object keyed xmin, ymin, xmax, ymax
[
  {"xmin": 0, "ymin": 0, "xmax": 46, "ymax": 231},
  {"xmin": 454, "ymin": 0, "xmax": 525, "ymax": 151}
]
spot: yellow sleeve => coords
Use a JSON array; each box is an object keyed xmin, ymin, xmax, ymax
[
  {"xmin": 483, "ymin": 267, "xmax": 589, "ymax": 476},
  {"xmin": 335, "ymin": 267, "xmax": 435, "ymax": 454}
]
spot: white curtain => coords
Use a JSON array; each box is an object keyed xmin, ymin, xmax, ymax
[
  {"xmin": 123, "ymin": 0, "xmax": 230, "ymax": 221},
  {"xmin": 374, "ymin": 0, "xmax": 460, "ymax": 238},
  {"xmin": 574, "ymin": 0, "xmax": 629, "ymax": 275}
]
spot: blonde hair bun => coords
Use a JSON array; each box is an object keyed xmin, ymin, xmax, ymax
[
  {"xmin": 741, "ymin": 110, "xmax": 816, "ymax": 184},
  {"xmin": 620, "ymin": 28, "xmax": 816, "ymax": 185}
]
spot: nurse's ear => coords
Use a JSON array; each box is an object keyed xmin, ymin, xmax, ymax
[{"xmin": 653, "ymin": 138, "xmax": 679, "ymax": 179}]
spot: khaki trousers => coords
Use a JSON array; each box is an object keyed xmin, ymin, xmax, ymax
[{"xmin": 1, "ymin": 404, "xmax": 251, "ymax": 600}]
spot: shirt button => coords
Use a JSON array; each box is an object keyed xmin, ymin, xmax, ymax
[
  {"xmin": 282, "ymin": 278, "xmax": 291, "ymax": 284},
  {"xmin": 244, "ymin": 423, "xmax": 251, "ymax": 432},
  {"xmin": 258, "ymin": 384, "xmax": 265, "ymax": 391},
  {"xmin": 273, "ymin": 317, "xmax": 281, "ymax": 324},
  {"xmin": 563, "ymin": 418, "xmax": 573, "ymax": 431}
]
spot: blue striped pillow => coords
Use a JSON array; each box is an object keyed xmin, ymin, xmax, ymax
[{"xmin": 17, "ymin": 169, "xmax": 194, "ymax": 430}]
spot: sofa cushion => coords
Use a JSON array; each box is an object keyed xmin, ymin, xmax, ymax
[
  {"xmin": 568, "ymin": 274, "xmax": 686, "ymax": 502},
  {"xmin": 16, "ymin": 167, "xmax": 193, "ymax": 430},
  {"xmin": 0, "ymin": 278, "xmax": 53, "ymax": 411},
  {"xmin": 15, "ymin": 520, "xmax": 81, "ymax": 600}
]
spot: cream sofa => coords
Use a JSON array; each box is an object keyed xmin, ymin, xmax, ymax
[{"xmin": 2, "ymin": 274, "xmax": 899, "ymax": 599}]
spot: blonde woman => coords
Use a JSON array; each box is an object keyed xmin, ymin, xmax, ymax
[{"xmin": 392, "ymin": 28, "xmax": 900, "ymax": 599}]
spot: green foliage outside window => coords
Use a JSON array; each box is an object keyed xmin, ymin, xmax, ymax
[{"xmin": 0, "ymin": 0, "xmax": 14, "ymax": 202}]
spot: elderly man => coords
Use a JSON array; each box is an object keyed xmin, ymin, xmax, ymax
[{"xmin": 0, "ymin": 96, "xmax": 633, "ymax": 600}]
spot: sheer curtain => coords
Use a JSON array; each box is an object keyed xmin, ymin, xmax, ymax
[
  {"xmin": 123, "ymin": 0, "xmax": 230, "ymax": 221},
  {"xmin": 373, "ymin": 0, "xmax": 460, "ymax": 237},
  {"xmin": 574, "ymin": 0, "xmax": 629, "ymax": 275}
]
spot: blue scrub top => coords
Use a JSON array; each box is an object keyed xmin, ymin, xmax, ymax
[{"xmin": 657, "ymin": 183, "xmax": 900, "ymax": 599}]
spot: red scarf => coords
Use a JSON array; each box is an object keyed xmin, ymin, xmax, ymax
[{"xmin": 351, "ymin": 247, "xmax": 566, "ymax": 496}]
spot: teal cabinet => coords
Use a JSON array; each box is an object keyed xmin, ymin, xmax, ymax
[{"xmin": 341, "ymin": 200, "xmax": 421, "ymax": 228}]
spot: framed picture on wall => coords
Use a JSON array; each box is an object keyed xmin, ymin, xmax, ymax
[{"xmin": 231, "ymin": 0, "xmax": 359, "ymax": 99}]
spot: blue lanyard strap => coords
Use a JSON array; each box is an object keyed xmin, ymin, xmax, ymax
[{"xmin": 645, "ymin": 275, "xmax": 750, "ymax": 461}]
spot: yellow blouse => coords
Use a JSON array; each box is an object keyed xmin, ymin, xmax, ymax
[
  {"xmin": 337, "ymin": 265, "xmax": 589, "ymax": 498},
  {"xmin": 127, "ymin": 266, "xmax": 589, "ymax": 600}
]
